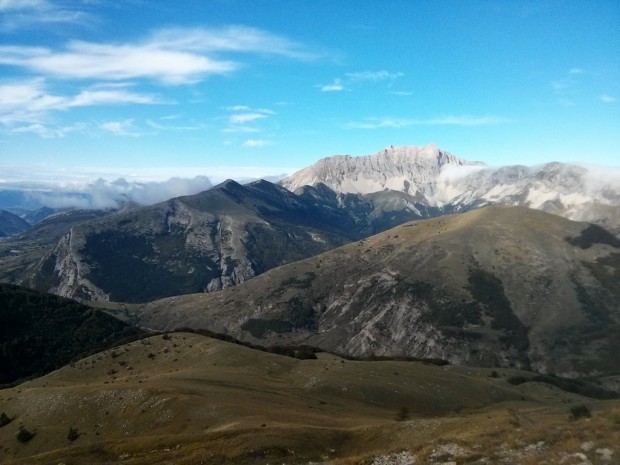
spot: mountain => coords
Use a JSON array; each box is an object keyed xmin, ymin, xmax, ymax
[
  {"xmin": 3, "ymin": 145, "xmax": 618, "ymax": 305},
  {"xmin": 15, "ymin": 179, "xmax": 381, "ymax": 303},
  {"xmin": 0, "ymin": 283, "xmax": 143, "ymax": 385},
  {"xmin": 136, "ymin": 206, "xmax": 620, "ymax": 380},
  {"xmin": 282, "ymin": 144, "xmax": 485, "ymax": 196},
  {"xmin": 281, "ymin": 144, "xmax": 620, "ymax": 234},
  {"xmin": 0, "ymin": 209, "xmax": 30, "ymax": 237},
  {"xmin": 0, "ymin": 209, "xmax": 113, "ymax": 287},
  {"xmin": 1, "ymin": 331, "xmax": 618, "ymax": 464},
  {"xmin": 0, "ymin": 179, "xmax": 447, "ymax": 303}
]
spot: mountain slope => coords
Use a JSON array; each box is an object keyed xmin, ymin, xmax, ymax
[
  {"xmin": 0, "ymin": 209, "xmax": 113, "ymax": 287},
  {"xmin": 136, "ymin": 206, "xmax": 620, "ymax": 378},
  {"xmin": 0, "ymin": 209, "xmax": 30, "ymax": 237},
  {"xmin": 20, "ymin": 180, "xmax": 372, "ymax": 303},
  {"xmin": 0, "ymin": 283, "xmax": 143, "ymax": 385},
  {"xmin": 1, "ymin": 331, "xmax": 618, "ymax": 464}
]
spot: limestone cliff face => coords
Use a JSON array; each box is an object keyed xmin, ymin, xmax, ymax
[{"xmin": 49, "ymin": 227, "xmax": 109, "ymax": 302}]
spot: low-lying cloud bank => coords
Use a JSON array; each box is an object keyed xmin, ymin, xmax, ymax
[
  {"xmin": 0, "ymin": 167, "xmax": 291, "ymax": 212},
  {"xmin": 0, "ymin": 176, "xmax": 218, "ymax": 212},
  {"xmin": 28, "ymin": 176, "xmax": 216, "ymax": 210}
]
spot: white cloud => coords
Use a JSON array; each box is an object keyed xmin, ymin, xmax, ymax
[
  {"xmin": 346, "ymin": 117, "xmax": 412, "ymax": 129},
  {"xmin": 346, "ymin": 70, "xmax": 403, "ymax": 82},
  {"xmin": 10, "ymin": 122, "xmax": 86, "ymax": 138},
  {"xmin": 146, "ymin": 119, "xmax": 206, "ymax": 131},
  {"xmin": 0, "ymin": 0, "xmax": 46, "ymax": 12},
  {"xmin": 223, "ymin": 105, "xmax": 275, "ymax": 132},
  {"xmin": 346, "ymin": 115, "xmax": 507, "ymax": 129},
  {"xmin": 0, "ymin": 165, "xmax": 299, "ymax": 210},
  {"xmin": 0, "ymin": 0, "xmax": 93, "ymax": 31},
  {"xmin": 243, "ymin": 139, "xmax": 271, "ymax": 148},
  {"xmin": 0, "ymin": 79, "xmax": 161, "ymax": 132},
  {"xmin": 600, "ymin": 94, "xmax": 616, "ymax": 103},
  {"xmin": 438, "ymin": 163, "xmax": 488, "ymax": 182},
  {"xmin": 221, "ymin": 126, "xmax": 260, "ymax": 134},
  {"xmin": 321, "ymin": 79, "xmax": 344, "ymax": 92},
  {"xmin": 69, "ymin": 88, "xmax": 163, "ymax": 107},
  {"xmin": 569, "ymin": 68, "xmax": 584, "ymax": 75},
  {"xmin": 150, "ymin": 26, "xmax": 316, "ymax": 60},
  {"xmin": 99, "ymin": 119, "xmax": 144, "ymax": 137},
  {"xmin": 229, "ymin": 112, "xmax": 269, "ymax": 124},
  {"xmin": 29, "ymin": 176, "xmax": 215, "ymax": 210},
  {"xmin": 320, "ymin": 70, "xmax": 402, "ymax": 92},
  {"xmin": 0, "ymin": 26, "xmax": 314, "ymax": 85},
  {"xmin": 0, "ymin": 41, "xmax": 235, "ymax": 85},
  {"xmin": 425, "ymin": 115, "xmax": 508, "ymax": 126},
  {"xmin": 225, "ymin": 105, "xmax": 252, "ymax": 112}
]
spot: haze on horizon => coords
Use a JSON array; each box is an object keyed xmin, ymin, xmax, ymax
[{"xmin": 0, "ymin": 0, "xmax": 618, "ymax": 201}]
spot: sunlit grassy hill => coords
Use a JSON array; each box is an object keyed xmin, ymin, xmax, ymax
[{"xmin": 0, "ymin": 332, "xmax": 618, "ymax": 464}]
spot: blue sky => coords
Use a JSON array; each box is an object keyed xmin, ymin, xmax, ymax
[{"xmin": 1, "ymin": 0, "xmax": 619, "ymax": 188}]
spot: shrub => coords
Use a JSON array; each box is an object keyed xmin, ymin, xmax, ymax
[
  {"xmin": 67, "ymin": 426, "xmax": 80, "ymax": 441},
  {"xmin": 0, "ymin": 412, "xmax": 11, "ymax": 427},
  {"xmin": 570, "ymin": 405, "xmax": 592, "ymax": 420},
  {"xmin": 507, "ymin": 376, "xmax": 528, "ymax": 385},
  {"xmin": 17, "ymin": 427, "xmax": 35, "ymax": 443},
  {"xmin": 395, "ymin": 406, "xmax": 409, "ymax": 421}
]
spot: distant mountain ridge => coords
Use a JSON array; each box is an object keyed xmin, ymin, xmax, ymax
[
  {"xmin": 282, "ymin": 144, "xmax": 620, "ymax": 233},
  {"xmin": 2, "ymin": 144, "xmax": 619, "ymax": 304}
]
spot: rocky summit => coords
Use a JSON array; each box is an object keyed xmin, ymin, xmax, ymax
[{"xmin": 282, "ymin": 144, "xmax": 620, "ymax": 233}]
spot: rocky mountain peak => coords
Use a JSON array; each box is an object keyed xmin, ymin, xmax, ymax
[{"xmin": 281, "ymin": 144, "xmax": 485, "ymax": 196}]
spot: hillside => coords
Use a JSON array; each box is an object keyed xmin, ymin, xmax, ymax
[
  {"xmin": 1, "ymin": 332, "xmax": 618, "ymax": 464},
  {"xmin": 0, "ymin": 283, "xmax": 144, "ymax": 385},
  {"xmin": 0, "ymin": 210, "xmax": 30, "ymax": 238},
  {"xmin": 136, "ymin": 206, "xmax": 620, "ymax": 379}
]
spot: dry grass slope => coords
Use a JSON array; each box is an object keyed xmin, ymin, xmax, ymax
[{"xmin": 0, "ymin": 332, "xmax": 618, "ymax": 464}]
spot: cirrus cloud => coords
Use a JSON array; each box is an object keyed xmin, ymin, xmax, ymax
[
  {"xmin": 243, "ymin": 139, "xmax": 271, "ymax": 148},
  {"xmin": 320, "ymin": 70, "xmax": 403, "ymax": 92},
  {"xmin": 346, "ymin": 115, "xmax": 508, "ymax": 129},
  {"xmin": 0, "ymin": 78, "xmax": 162, "ymax": 128},
  {"xmin": 0, "ymin": 26, "xmax": 315, "ymax": 85},
  {"xmin": 0, "ymin": 0, "xmax": 93, "ymax": 31}
]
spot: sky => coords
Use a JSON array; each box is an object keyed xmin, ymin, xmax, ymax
[{"xmin": 0, "ymin": 0, "xmax": 619, "ymax": 204}]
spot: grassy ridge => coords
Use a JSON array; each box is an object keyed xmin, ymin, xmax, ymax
[{"xmin": 1, "ymin": 332, "xmax": 618, "ymax": 465}]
